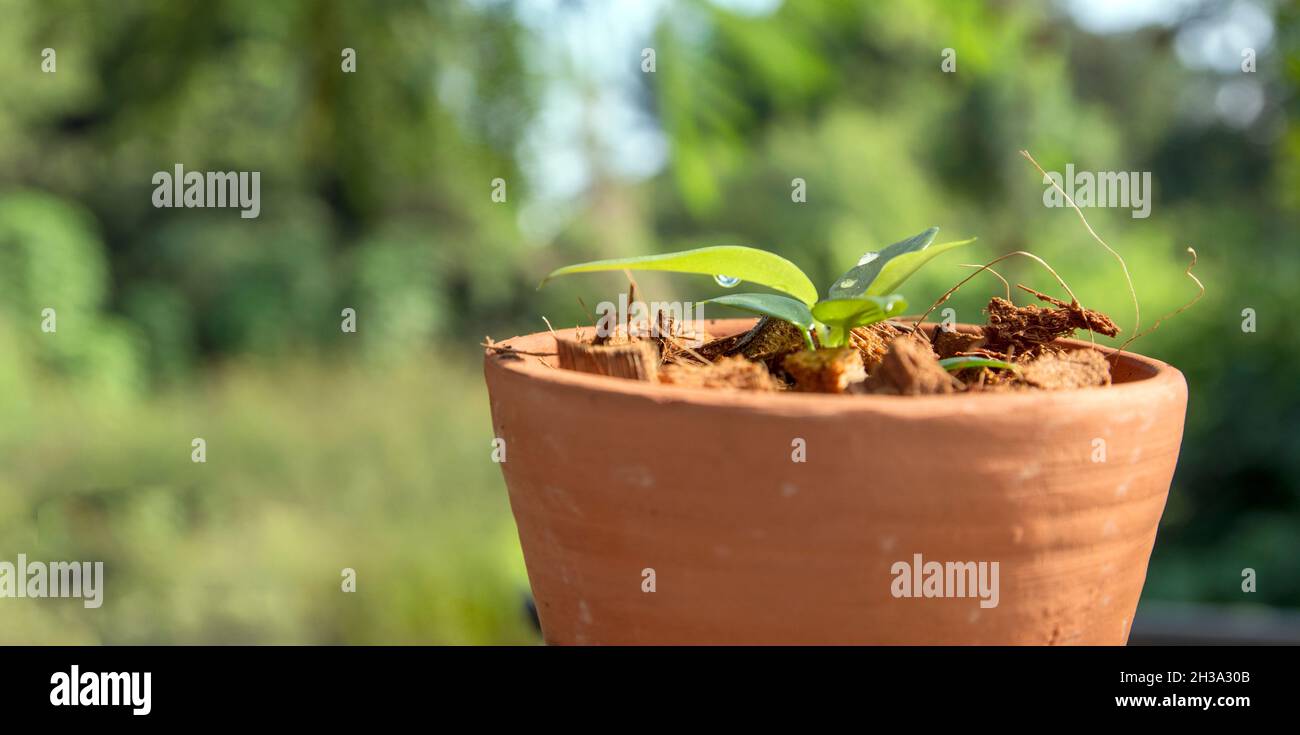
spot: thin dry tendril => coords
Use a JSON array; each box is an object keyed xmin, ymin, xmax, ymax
[
  {"xmin": 1020, "ymin": 150, "xmax": 1141, "ymax": 347},
  {"xmin": 1117, "ymin": 247, "xmax": 1204, "ymax": 352},
  {"xmin": 914, "ymin": 250, "xmax": 1097, "ymax": 346},
  {"xmin": 958, "ymin": 263, "xmax": 1011, "ymax": 302}
]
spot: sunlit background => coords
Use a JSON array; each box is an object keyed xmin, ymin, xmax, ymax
[{"xmin": 0, "ymin": 0, "xmax": 1296, "ymax": 643}]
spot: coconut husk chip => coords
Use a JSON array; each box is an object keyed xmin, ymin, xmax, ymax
[
  {"xmin": 783, "ymin": 348, "xmax": 866, "ymax": 394},
  {"xmin": 659, "ymin": 355, "xmax": 782, "ymax": 391},
  {"xmin": 1019, "ymin": 348, "xmax": 1112, "ymax": 390},
  {"xmin": 850, "ymin": 321, "xmax": 909, "ymax": 372},
  {"xmin": 982, "ymin": 288, "xmax": 1119, "ymax": 358},
  {"xmin": 857, "ymin": 336, "xmax": 958, "ymax": 396}
]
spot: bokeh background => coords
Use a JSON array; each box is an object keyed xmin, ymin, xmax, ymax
[{"xmin": 0, "ymin": 0, "xmax": 1296, "ymax": 643}]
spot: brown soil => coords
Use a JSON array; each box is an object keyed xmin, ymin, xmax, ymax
[
  {"xmin": 659, "ymin": 355, "xmax": 782, "ymax": 391},
  {"xmin": 697, "ymin": 316, "xmax": 805, "ymax": 365},
  {"xmin": 849, "ymin": 321, "xmax": 909, "ymax": 372},
  {"xmin": 857, "ymin": 336, "xmax": 959, "ymax": 395},
  {"xmin": 782, "ymin": 348, "xmax": 866, "ymax": 394},
  {"xmin": 946, "ymin": 345, "xmax": 1113, "ymax": 393},
  {"xmin": 536, "ymin": 286, "xmax": 1122, "ymax": 396},
  {"xmin": 692, "ymin": 329, "xmax": 749, "ymax": 361},
  {"xmin": 931, "ymin": 323, "xmax": 989, "ymax": 359},
  {"xmin": 1019, "ymin": 348, "xmax": 1112, "ymax": 390}
]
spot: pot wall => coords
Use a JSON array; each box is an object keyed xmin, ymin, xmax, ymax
[{"xmin": 484, "ymin": 320, "xmax": 1187, "ymax": 644}]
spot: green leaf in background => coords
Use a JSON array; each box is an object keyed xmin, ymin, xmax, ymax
[
  {"xmin": 828, "ymin": 227, "xmax": 938, "ymax": 299},
  {"xmin": 811, "ymin": 294, "xmax": 908, "ymax": 347},
  {"xmin": 542, "ymin": 246, "xmax": 820, "ymax": 306},
  {"xmin": 938, "ymin": 356, "xmax": 1019, "ymax": 372},
  {"xmin": 701, "ymin": 293, "xmax": 816, "ymax": 331}
]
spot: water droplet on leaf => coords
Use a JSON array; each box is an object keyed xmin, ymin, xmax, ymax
[
  {"xmin": 714, "ymin": 274, "xmax": 741, "ymax": 288},
  {"xmin": 857, "ymin": 252, "xmax": 879, "ymax": 266}
]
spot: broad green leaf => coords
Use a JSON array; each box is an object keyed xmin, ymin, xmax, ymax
[
  {"xmin": 865, "ymin": 237, "xmax": 976, "ymax": 297},
  {"xmin": 938, "ymin": 356, "xmax": 1019, "ymax": 372},
  {"xmin": 828, "ymin": 227, "xmax": 938, "ymax": 299},
  {"xmin": 543, "ymin": 246, "xmax": 819, "ymax": 306},
  {"xmin": 811, "ymin": 294, "xmax": 908, "ymax": 327},
  {"xmin": 828, "ymin": 228, "xmax": 976, "ymax": 299},
  {"xmin": 811, "ymin": 294, "xmax": 908, "ymax": 347},
  {"xmin": 701, "ymin": 293, "xmax": 815, "ymax": 332}
]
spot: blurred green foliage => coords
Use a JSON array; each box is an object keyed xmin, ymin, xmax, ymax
[
  {"xmin": 0, "ymin": 0, "xmax": 1296, "ymax": 642},
  {"xmin": 0, "ymin": 353, "xmax": 533, "ymax": 643}
]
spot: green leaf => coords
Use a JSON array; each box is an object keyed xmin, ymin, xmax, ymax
[
  {"xmin": 811, "ymin": 294, "xmax": 908, "ymax": 347},
  {"xmin": 542, "ymin": 246, "xmax": 820, "ymax": 306},
  {"xmin": 828, "ymin": 227, "xmax": 937, "ymax": 299},
  {"xmin": 701, "ymin": 293, "xmax": 815, "ymax": 332},
  {"xmin": 811, "ymin": 294, "xmax": 908, "ymax": 327},
  {"xmin": 865, "ymin": 237, "xmax": 976, "ymax": 297},
  {"xmin": 938, "ymin": 356, "xmax": 1019, "ymax": 373},
  {"xmin": 828, "ymin": 228, "xmax": 976, "ymax": 299}
]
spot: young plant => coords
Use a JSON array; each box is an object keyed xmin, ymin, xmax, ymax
[
  {"xmin": 542, "ymin": 227, "xmax": 973, "ymax": 350},
  {"xmin": 937, "ymin": 356, "xmax": 1019, "ymax": 373}
]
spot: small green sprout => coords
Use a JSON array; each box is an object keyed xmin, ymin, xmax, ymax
[
  {"xmin": 542, "ymin": 227, "xmax": 974, "ymax": 350},
  {"xmin": 937, "ymin": 356, "xmax": 1019, "ymax": 373}
]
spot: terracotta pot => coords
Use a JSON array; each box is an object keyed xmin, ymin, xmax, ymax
[{"xmin": 484, "ymin": 319, "xmax": 1187, "ymax": 644}]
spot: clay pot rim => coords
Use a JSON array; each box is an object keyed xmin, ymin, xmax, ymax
[{"xmin": 486, "ymin": 318, "xmax": 1185, "ymax": 414}]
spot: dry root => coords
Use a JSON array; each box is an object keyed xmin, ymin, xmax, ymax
[{"xmin": 982, "ymin": 289, "xmax": 1119, "ymax": 358}]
